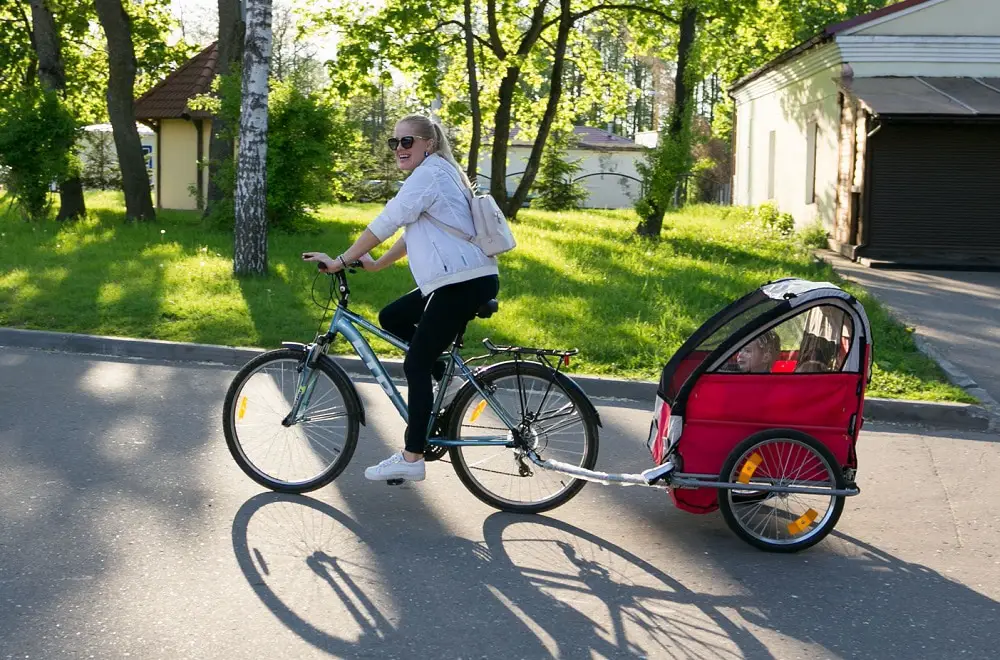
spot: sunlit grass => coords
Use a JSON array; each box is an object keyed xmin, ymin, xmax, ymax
[{"xmin": 0, "ymin": 192, "xmax": 974, "ymax": 402}]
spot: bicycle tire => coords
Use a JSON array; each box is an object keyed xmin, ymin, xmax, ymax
[
  {"xmin": 223, "ymin": 348, "xmax": 360, "ymax": 493},
  {"xmin": 447, "ymin": 361, "xmax": 599, "ymax": 514},
  {"xmin": 717, "ymin": 429, "xmax": 845, "ymax": 553}
]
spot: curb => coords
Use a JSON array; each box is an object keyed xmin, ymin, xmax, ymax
[
  {"xmin": 1, "ymin": 326, "xmax": 991, "ymax": 431},
  {"xmin": 815, "ymin": 249, "xmax": 1000, "ymax": 433}
]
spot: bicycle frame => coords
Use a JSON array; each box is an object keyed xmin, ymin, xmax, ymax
[{"xmin": 287, "ymin": 300, "xmax": 521, "ymax": 448}]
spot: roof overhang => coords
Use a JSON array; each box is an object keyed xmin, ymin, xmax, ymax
[
  {"xmin": 844, "ymin": 76, "xmax": 1000, "ymax": 116},
  {"xmin": 730, "ymin": 0, "xmax": 941, "ymax": 94}
]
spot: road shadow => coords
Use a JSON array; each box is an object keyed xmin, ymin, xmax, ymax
[{"xmin": 230, "ymin": 493, "xmax": 771, "ymax": 658}]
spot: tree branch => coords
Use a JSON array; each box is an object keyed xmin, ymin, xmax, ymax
[
  {"xmin": 515, "ymin": 0, "xmax": 552, "ymax": 57},
  {"xmin": 487, "ymin": 0, "xmax": 506, "ymax": 60}
]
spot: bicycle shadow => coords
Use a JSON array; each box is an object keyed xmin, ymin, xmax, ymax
[
  {"xmin": 232, "ymin": 492, "xmax": 1000, "ymax": 658},
  {"xmin": 230, "ymin": 493, "xmax": 766, "ymax": 658}
]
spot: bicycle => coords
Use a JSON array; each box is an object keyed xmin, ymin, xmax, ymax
[{"xmin": 222, "ymin": 263, "xmax": 602, "ymax": 514}]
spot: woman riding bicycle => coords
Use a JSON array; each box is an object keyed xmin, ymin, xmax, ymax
[{"xmin": 302, "ymin": 114, "xmax": 500, "ymax": 483}]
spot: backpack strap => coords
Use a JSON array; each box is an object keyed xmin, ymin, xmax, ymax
[
  {"xmin": 426, "ymin": 215, "xmax": 474, "ymax": 242},
  {"xmin": 426, "ymin": 161, "xmax": 476, "ymax": 243}
]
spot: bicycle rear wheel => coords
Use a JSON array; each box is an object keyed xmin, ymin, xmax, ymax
[
  {"xmin": 447, "ymin": 361, "xmax": 599, "ymax": 514},
  {"xmin": 223, "ymin": 348, "xmax": 360, "ymax": 493}
]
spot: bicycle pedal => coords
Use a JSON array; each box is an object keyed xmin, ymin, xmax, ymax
[{"xmin": 386, "ymin": 478, "xmax": 406, "ymax": 486}]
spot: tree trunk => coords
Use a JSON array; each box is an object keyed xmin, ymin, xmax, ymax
[
  {"xmin": 486, "ymin": 0, "xmax": 548, "ymax": 215},
  {"xmin": 28, "ymin": 0, "xmax": 86, "ymax": 221},
  {"xmin": 462, "ymin": 0, "xmax": 481, "ymax": 185},
  {"xmin": 233, "ymin": 0, "xmax": 273, "ymax": 277},
  {"xmin": 94, "ymin": 0, "xmax": 155, "ymax": 222},
  {"xmin": 668, "ymin": 5, "xmax": 697, "ymax": 142},
  {"xmin": 204, "ymin": 0, "xmax": 245, "ymax": 217},
  {"xmin": 507, "ymin": 0, "xmax": 572, "ymax": 219},
  {"xmin": 489, "ymin": 69, "xmax": 517, "ymax": 210},
  {"xmin": 636, "ymin": 4, "xmax": 697, "ymax": 238}
]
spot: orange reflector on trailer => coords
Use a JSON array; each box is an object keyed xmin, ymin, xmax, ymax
[
  {"xmin": 737, "ymin": 453, "xmax": 763, "ymax": 484},
  {"xmin": 470, "ymin": 400, "xmax": 488, "ymax": 422},
  {"xmin": 787, "ymin": 509, "xmax": 819, "ymax": 535},
  {"xmin": 238, "ymin": 396, "xmax": 248, "ymax": 420}
]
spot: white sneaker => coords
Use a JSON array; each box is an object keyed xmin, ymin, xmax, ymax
[{"xmin": 364, "ymin": 451, "xmax": 426, "ymax": 482}]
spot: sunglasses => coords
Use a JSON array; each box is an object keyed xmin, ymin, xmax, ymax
[{"xmin": 387, "ymin": 135, "xmax": 427, "ymax": 151}]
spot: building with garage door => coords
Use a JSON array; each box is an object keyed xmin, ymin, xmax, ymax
[{"xmin": 729, "ymin": 0, "xmax": 1000, "ymax": 266}]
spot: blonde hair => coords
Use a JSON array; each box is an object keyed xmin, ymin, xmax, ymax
[{"xmin": 397, "ymin": 114, "xmax": 473, "ymax": 189}]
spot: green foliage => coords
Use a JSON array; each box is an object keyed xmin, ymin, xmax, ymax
[
  {"xmin": 0, "ymin": 88, "xmax": 78, "ymax": 219},
  {"xmin": 635, "ymin": 110, "xmax": 694, "ymax": 226},
  {"xmin": 267, "ymin": 82, "xmax": 366, "ymax": 231},
  {"xmin": 752, "ymin": 200, "xmax": 795, "ymax": 238},
  {"xmin": 532, "ymin": 130, "xmax": 588, "ymax": 212},
  {"xmin": 798, "ymin": 221, "xmax": 829, "ymax": 249},
  {"xmin": 202, "ymin": 74, "xmax": 366, "ymax": 232},
  {"xmin": 336, "ymin": 78, "xmax": 415, "ymax": 202}
]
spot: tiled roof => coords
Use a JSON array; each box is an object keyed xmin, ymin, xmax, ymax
[
  {"xmin": 135, "ymin": 42, "xmax": 218, "ymax": 120},
  {"xmin": 510, "ymin": 125, "xmax": 645, "ymax": 151}
]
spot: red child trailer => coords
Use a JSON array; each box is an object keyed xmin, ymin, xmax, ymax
[{"xmin": 643, "ymin": 278, "xmax": 872, "ymax": 551}]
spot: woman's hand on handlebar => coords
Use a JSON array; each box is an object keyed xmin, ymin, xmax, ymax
[
  {"xmin": 356, "ymin": 253, "xmax": 377, "ymax": 271},
  {"xmin": 301, "ymin": 251, "xmax": 337, "ymax": 272}
]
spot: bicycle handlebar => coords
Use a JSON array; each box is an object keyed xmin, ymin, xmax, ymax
[{"xmin": 329, "ymin": 260, "xmax": 364, "ymax": 307}]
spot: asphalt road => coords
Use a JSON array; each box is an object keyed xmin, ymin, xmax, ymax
[
  {"xmin": 820, "ymin": 254, "xmax": 1000, "ymax": 408},
  {"xmin": 2, "ymin": 348, "xmax": 999, "ymax": 659}
]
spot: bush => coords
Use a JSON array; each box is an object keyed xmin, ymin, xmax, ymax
[
  {"xmin": 753, "ymin": 200, "xmax": 795, "ymax": 238},
  {"xmin": 201, "ymin": 74, "xmax": 366, "ymax": 232},
  {"xmin": 798, "ymin": 221, "xmax": 829, "ymax": 249},
  {"xmin": 0, "ymin": 88, "xmax": 78, "ymax": 219},
  {"xmin": 532, "ymin": 129, "xmax": 588, "ymax": 211}
]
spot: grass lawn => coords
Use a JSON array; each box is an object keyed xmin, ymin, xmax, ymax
[{"xmin": 0, "ymin": 191, "xmax": 974, "ymax": 402}]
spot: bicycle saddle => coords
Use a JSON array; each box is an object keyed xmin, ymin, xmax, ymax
[{"xmin": 476, "ymin": 299, "xmax": 498, "ymax": 319}]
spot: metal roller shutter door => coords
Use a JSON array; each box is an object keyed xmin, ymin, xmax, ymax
[{"xmin": 867, "ymin": 122, "xmax": 1000, "ymax": 260}]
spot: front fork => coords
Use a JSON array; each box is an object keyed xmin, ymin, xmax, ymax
[{"xmin": 281, "ymin": 339, "xmax": 328, "ymax": 427}]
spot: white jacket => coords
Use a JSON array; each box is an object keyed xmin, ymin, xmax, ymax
[{"xmin": 367, "ymin": 154, "xmax": 499, "ymax": 295}]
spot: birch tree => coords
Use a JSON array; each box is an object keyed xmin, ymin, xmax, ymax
[{"xmin": 233, "ymin": 0, "xmax": 273, "ymax": 276}]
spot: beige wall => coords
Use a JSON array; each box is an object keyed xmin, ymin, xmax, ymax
[
  {"xmin": 853, "ymin": 0, "xmax": 1000, "ymax": 36},
  {"xmin": 477, "ymin": 147, "xmax": 644, "ymax": 209},
  {"xmin": 157, "ymin": 118, "xmax": 211, "ymax": 211},
  {"xmin": 732, "ymin": 45, "xmax": 843, "ymax": 230}
]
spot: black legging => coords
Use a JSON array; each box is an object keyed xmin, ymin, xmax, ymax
[{"xmin": 379, "ymin": 275, "xmax": 500, "ymax": 454}]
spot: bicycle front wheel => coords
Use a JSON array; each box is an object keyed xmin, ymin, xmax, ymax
[
  {"xmin": 223, "ymin": 349, "xmax": 360, "ymax": 493},
  {"xmin": 447, "ymin": 362, "xmax": 599, "ymax": 514}
]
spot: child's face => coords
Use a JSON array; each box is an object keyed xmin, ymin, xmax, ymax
[{"xmin": 737, "ymin": 341, "xmax": 771, "ymax": 372}]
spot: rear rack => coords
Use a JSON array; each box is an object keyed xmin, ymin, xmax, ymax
[{"xmin": 482, "ymin": 338, "xmax": 579, "ymax": 358}]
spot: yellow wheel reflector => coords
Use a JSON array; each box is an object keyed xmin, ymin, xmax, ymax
[
  {"xmin": 737, "ymin": 453, "xmax": 763, "ymax": 484},
  {"xmin": 238, "ymin": 396, "xmax": 248, "ymax": 420},
  {"xmin": 787, "ymin": 509, "xmax": 819, "ymax": 536},
  {"xmin": 470, "ymin": 400, "xmax": 488, "ymax": 422}
]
